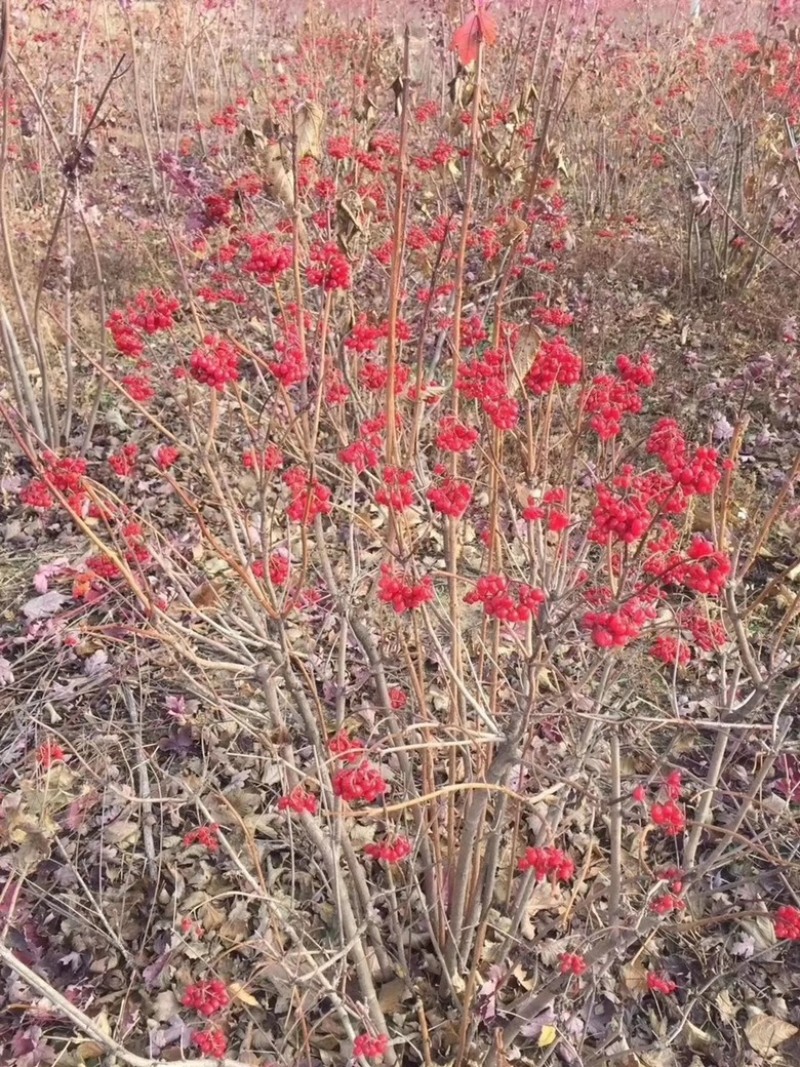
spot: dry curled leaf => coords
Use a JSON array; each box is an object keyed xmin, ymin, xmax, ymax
[
  {"xmin": 620, "ymin": 958, "xmax": 650, "ymax": 1000},
  {"xmin": 295, "ymin": 101, "xmax": 324, "ymax": 160},
  {"xmin": 22, "ymin": 591, "xmax": 66, "ymax": 620},
  {"xmin": 745, "ymin": 1013, "xmax": 798, "ymax": 1055}
]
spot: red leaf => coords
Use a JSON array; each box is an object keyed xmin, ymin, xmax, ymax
[
  {"xmin": 63, "ymin": 791, "xmax": 100, "ymax": 832},
  {"xmin": 452, "ymin": 5, "xmax": 498, "ymax": 65},
  {"xmin": 453, "ymin": 16, "xmax": 480, "ymax": 65}
]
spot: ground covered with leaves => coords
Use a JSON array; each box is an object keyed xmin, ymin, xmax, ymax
[{"xmin": 1, "ymin": 1, "xmax": 800, "ymax": 1066}]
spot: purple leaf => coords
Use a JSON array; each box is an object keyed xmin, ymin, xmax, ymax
[
  {"xmin": 520, "ymin": 1007, "xmax": 556, "ymax": 1039},
  {"xmin": 0, "ymin": 657, "xmax": 14, "ymax": 687},
  {"xmin": 33, "ymin": 558, "xmax": 70, "ymax": 594},
  {"xmin": 22, "ymin": 592, "xmax": 66, "ymax": 621}
]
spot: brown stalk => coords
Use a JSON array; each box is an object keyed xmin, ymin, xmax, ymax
[{"xmin": 385, "ymin": 25, "xmax": 411, "ymax": 468}]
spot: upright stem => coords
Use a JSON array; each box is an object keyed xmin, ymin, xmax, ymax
[{"xmin": 385, "ymin": 26, "xmax": 411, "ymax": 467}]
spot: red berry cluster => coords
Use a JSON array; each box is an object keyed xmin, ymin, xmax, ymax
[
  {"xmin": 517, "ymin": 846, "xmax": 575, "ymax": 882},
  {"xmin": 427, "ymin": 477, "xmax": 472, "ymax": 518},
  {"xmin": 242, "ymin": 444, "xmax": 283, "ymax": 472},
  {"xmin": 278, "ymin": 786, "xmax": 318, "ymax": 815},
  {"xmin": 664, "ymin": 770, "xmax": 682, "ymax": 799},
  {"xmin": 465, "ymin": 575, "xmax": 545, "ymax": 623},
  {"xmin": 183, "ymin": 824, "xmax": 221, "ymax": 853},
  {"xmin": 345, "ymin": 315, "xmax": 385, "ymax": 354},
  {"xmin": 306, "ymin": 241, "xmax": 352, "ymax": 290},
  {"xmin": 329, "ymin": 731, "xmax": 366, "ymax": 764},
  {"xmin": 680, "ymin": 608, "xmax": 727, "ymax": 652},
  {"xmin": 193, "ymin": 1028, "xmax": 228, "ymax": 1057},
  {"xmin": 583, "ymin": 598, "xmax": 655, "ymax": 649},
  {"xmin": 585, "ymin": 374, "xmax": 643, "ymax": 440},
  {"xmin": 650, "ymin": 799, "xmax": 686, "ymax": 836},
  {"xmin": 647, "ymin": 418, "xmax": 721, "ymax": 496},
  {"xmin": 456, "ymin": 348, "xmax": 519, "ymax": 431},
  {"xmin": 647, "ymin": 971, "xmax": 677, "ymax": 995},
  {"xmin": 523, "ymin": 486, "xmax": 571, "ymax": 532},
  {"xmin": 121, "ymin": 374, "xmax": 155, "ymax": 403},
  {"xmin": 19, "ymin": 479, "xmax": 56, "ymax": 511},
  {"xmin": 283, "ymin": 467, "xmax": 333, "ymax": 524},
  {"xmin": 650, "ymin": 892, "xmax": 684, "ymax": 915},
  {"xmin": 675, "ymin": 536, "xmax": 731, "ymax": 596},
  {"xmin": 583, "ymin": 353, "xmax": 654, "ymax": 439},
  {"xmin": 20, "ymin": 453, "xmax": 88, "ymax": 515},
  {"xmin": 108, "ymin": 443, "xmax": 139, "ymax": 478},
  {"xmin": 83, "ymin": 553, "xmax": 121, "ymax": 582},
  {"xmin": 107, "ymin": 310, "xmax": 144, "ymax": 358},
  {"xmin": 242, "ymin": 231, "xmax": 293, "ymax": 285},
  {"xmin": 460, "ymin": 313, "xmax": 488, "ymax": 348},
  {"xmin": 333, "ymin": 763, "xmax": 389, "ymax": 804},
  {"xmin": 435, "ymin": 416, "xmax": 479, "ymax": 453},
  {"xmin": 560, "ymin": 952, "xmax": 588, "ymax": 976},
  {"xmin": 535, "ymin": 306, "xmax": 575, "ymax": 329},
  {"xmin": 182, "ymin": 979, "xmax": 230, "ymax": 1016},
  {"xmin": 269, "ymin": 333, "xmax": 309, "ymax": 388},
  {"xmin": 483, "ymin": 390, "xmax": 520, "ymax": 431},
  {"xmin": 327, "ymin": 134, "xmax": 353, "ymax": 159},
  {"xmin": 107, "ymin": 288, "xmax": 180, "ymax": 358},
  {"xmin": 340, "ymin": 435, "xmax": 381, "ymax": 473},
  {"xmin": 38, "ymin": 741, "xmax": 66, "ymax": 768},
  {"xmin": 378, "ymin": 565, "xmax": 434, "ymax": 614},
  {"xmin": 340, "ymin": 414, "xmax": 390, "ymax": 473},
  {"xmin": 353, "ymin": 1033, "xmax": 389, "ymax": 1061},
  {"xmin": 360, "ymin": 360, "xmax": 410, "ymax": 394},
  {"xmin": 189, "ymin": 335, "xmax": 241, "ymax": 390},
  {"xmin": 126, "ymin": 288, "xmax": 180, "ymax": 333},
  {"xmin": 650, "ymin": 634, "xmax": 691, "ymax": 667},
  {"xmin": 651, "ymin": 867, "xmax": 685, "ymax": 915},
  {"xmin": 590, "ymin": 482, "xmax": 651, "ymax": 545},
  {"xmin": 154, "ymin": 444, "xmax": 181, "ymax": 470},
  {"xmin": 525, "ymin": 336, "xmax": 583, "ymax": 395},
  {"xmin": 203, "ymin": 191, "xmax": 234, "ymax": 227},
  {"xmin": 375, "ymin": 467, "xmax": 416, "ymax": 512},
  {"xmin": 388, "ymin": 687, "xmax": 407, "ymax": 710},
  {"xmin": 774, "ymin": 905, "xmax": 800, "ymax": 940},
  {"xmin": 364, "ymin": 836, "xmax": 412, "ymax": 864},
  {"xmin": 210, "ymin": 101, "xmax": 244, "ymax": 133},
  {"xmin": 121, "ymin": 521, "xmax": 151, "ymax": 567},
  {"xmin": 252, "ymin": 551, "xmax": 292, "ymax": 587}
]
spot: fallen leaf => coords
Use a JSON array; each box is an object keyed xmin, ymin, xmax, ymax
[
  {"xmin": 22, "ymin": 591, "xmax": 66, "ymax": 620},
  {"xmin": 77, "ymin": 1041, "xmax": 107, "ymax": 1061},
  {"xmin": 684, "ymin": 1020, "xmax": 716, "ymax": 1053},
  {"xmin": 33, "ymin": 558, "xmax": 70, "ymax": 593},
  {"xmin": 715, "ymin": 987, "xmax": 739, "ymax": 1024},
  {"xmin": 152, "ymin": 990, "xmax": 181, "ymax": 1022},
  {"xmin": 0, "ymin": 657, "xmax": 14, "ymax": 686},
  {"xmin": 745, "ymin": 1013, "xmax": 798, "ymax": 1055},
  {"xmin": 83, "ymin": 649, "xmax": 109, "ymax": 677},
  {"xmin": 103, "ymin": 819, "xmax": 139, "ymax": 847},
  {"xmin": 620, "ymin": 958, "xmax": 649, "ymax": 1000},
  {"xmin": 229, "ymin": 982, "xmax": 260, "ymax": 1007},
  {"xmin": 520, "ymin": 1007, "xmax": 555, "ymax": 1039},
  {"xmin": 538, "ymin": 1024, "xmax": 558, "ymax": 1048},
  {"xmin": 189, "ymin": 580, "xmax": 222, "ymax": 611},
  {"xmin": 295, "ymin": 101, "xmax": 324, "ymax": 160}
]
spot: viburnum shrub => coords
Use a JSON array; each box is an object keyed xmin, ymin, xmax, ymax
[{"xmin": 6, "ymin": 4, "xmax": 800, "ymax": 1066}]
